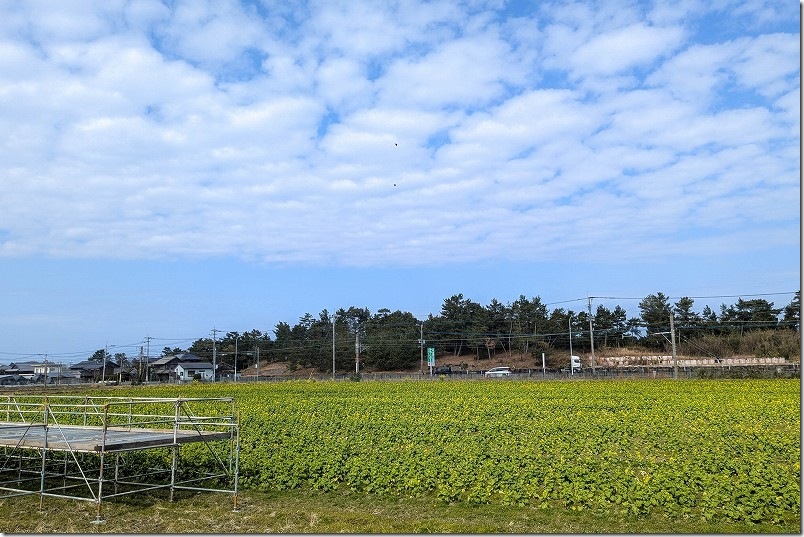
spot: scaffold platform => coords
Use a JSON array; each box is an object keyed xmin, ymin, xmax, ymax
[
  {"xmin": 0, "ymin": 395, "xmax": 240, "ymax": 522},
  {"xmin": 0, "ymin": 422, "xmax": 232, "ymax": 452}
]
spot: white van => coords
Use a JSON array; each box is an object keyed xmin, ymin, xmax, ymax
[{"xmin": 485, "ymin": 366, "xmax": 511, "ymax": 377}]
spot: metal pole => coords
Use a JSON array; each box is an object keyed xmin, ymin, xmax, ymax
[
  {"xmin": 234, "ymin": 336, "xmax": 238, "ymax": 382},
  {"xmin": 568, "ymin": 314, "xmax": 573, "ymax": 375},
  {"xmin": 332, "ymin": 315, "xmax": 336, "ymax": 380},
  {"xmin": 355, "ymin": 329, "xmax": 360, "ymax": 374},
  {"xmin": 420, "ymin": 326, "xmax": 425, "ymax": 376},
  {"xmin": 39, "ymin": 400, "xmax": 48, "ymax": 511},
  {"xmin": 145, "ymin": 336, "xmax": 151, "ymax": 383},
  {"xmin": 232, "ymin": 411, "xmax": 241, "ymax": 512},
  {"xmin": 114, "ymin": 453, "xmax": 120, "ymax": 495},
  {"xmin": 212, "ymin": 328, "xmax": 218, "ymax": 382},
  {"xmin": 95, "ymin": 403, "xmax": 110, "ymax": 524},
  {"xmin": 670, "ymin": 314, "xmax": 678, "ymax": 379},
  {"xmin": 587, "ymin": 297, "xmax": 596, "ymax": 373},
  {"xmin": 170, "ymin": 401, "xmax": 179, "ymax": 502}
]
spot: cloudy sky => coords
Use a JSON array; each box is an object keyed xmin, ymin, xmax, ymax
[{"xmin": 0, "ymin": 0, "xmax": 799, "ymax": 361}]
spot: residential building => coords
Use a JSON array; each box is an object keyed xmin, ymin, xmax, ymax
[
  {"xmin": 149, "ymin": 353, "xmax": 213, "ymax": 382},
  {"xmin": 70, "ymin": 360, "xmax": 120, "ymax": 382},
  {"xmin": 175, "ymin": 361, "xmax": 214, "ymax": 381}
]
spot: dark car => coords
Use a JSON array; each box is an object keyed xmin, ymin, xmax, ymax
[{"xmin": 434, "ymin": 365, "xmax": 453, "ymax": 374}]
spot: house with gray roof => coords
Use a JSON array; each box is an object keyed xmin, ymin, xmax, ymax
[
  {"xmin": 70, "ymin": 360, "xmax": 120, "ymax": 382},
  {"xmin": 149, "ymin": 353, "xmax": 212, "ymax": 382},
  {"xmin": 175, "ymin": 361, "xmax": 214, "ymax": 381}
]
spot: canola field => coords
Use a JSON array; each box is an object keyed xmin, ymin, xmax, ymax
[{"xmin": 120, "ymin": 378, "xmax": 800, "ymax": 525}]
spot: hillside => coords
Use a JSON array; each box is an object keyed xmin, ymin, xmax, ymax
[{"xmin": 242, "ymin": 346, "xmax": 793, "ymax": 379}]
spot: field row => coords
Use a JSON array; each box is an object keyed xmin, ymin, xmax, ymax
[{"xmin": 116, "ymin": 379, "xmax": 800, "ymax": 525}]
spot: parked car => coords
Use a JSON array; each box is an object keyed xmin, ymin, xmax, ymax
[
  {"xmin": 434, "ymin": 365, "xmax": 453, "ymax": 374},
  {"xmin": 484, "ymin": 366, "xmax": 511, "ymax": 377}
]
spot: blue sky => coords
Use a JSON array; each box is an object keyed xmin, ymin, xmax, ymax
[{"xmin": 0, "ymin": 0, "xmax": 799, "ymax": 362}]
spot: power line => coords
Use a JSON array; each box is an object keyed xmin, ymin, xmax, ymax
[
  {"xmin": 1, "ymin": 290, "xmax": 797, "ymax": 359},
  {"xmin": 589, "ymin": 291, "xmax": 797, "ymax": 301},
  {"xmin": 544, "ymin": 297, "xmax": 588, "ymax": 306}
]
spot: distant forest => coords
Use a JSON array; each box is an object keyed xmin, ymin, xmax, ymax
[{"xmin": 145, "ymin": 290, "xmax": 800, "ymax": 373}]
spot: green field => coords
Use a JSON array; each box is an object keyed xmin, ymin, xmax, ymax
[{"xmin": 1, "ymin": 378, "xmax": 800, "ymax": 532}]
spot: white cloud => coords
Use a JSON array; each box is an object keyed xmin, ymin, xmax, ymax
[
  {"xmin": 0, "ymin": 0, "xmax": 797, "ymax": 269},
  {"xmin": 153, "ymin": 0, "xmax": 266, "ymax": 65},
  {"xmin": 377, "ymin": 32, "xmax": 518, "ymax": 110},
  {"xmin": 122, "ymin": 0, "xmax": 171, "ymax": 31},
  {"xmin": 645, "ymin": 41, "xmax": 735, "ymax": 106},
  {"xmin": 730, "ymin": 0, "xmax": 793, "ymax": 26},
  {"xmin": 308, "ymin": 2, "xmax": 411, "ymax": 59},
  {"xmin": 315, "ymin": 56, "xmax": 373, "ymax": 111},
  {"xmin": 772, "ymin": 88, "xmax": 800, "ymax": 134},
  {"xmin": 570, "ymin": 23, "xmax": 685, "ymax": 76},
  {"xmin": 648, "ymin": 33, "xmax": 800, "ymax": 107},
  {"xmin": 730, "ymin": 33, "xmax": 799, "ymax": 98},
  {"xmin": 5, "ymin": 1, "xmax": 124, "ymax": 42}
]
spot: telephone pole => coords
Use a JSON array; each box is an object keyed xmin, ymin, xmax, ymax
[
  {"xmin": 670, "ymin": 314, "xmax": 678, "ymax": 379},
  {"xmin": 587, "ymin": 297, "xmax": 596, "ymax": 373},
  {"xmin": 234, "ymin": 335, "xmax": 239, "ymax": 382},
  {"xmin": 102, "ymin": 343, "xmax": 108, "ymax": 381},
  {"xmin": 254, "ymin": 344, "xmax": 260, "ymax": 381},
  {"xmin": 211, "ymin": 328, "xmax": 219, "ymax": 382},
  {"xmin": 568, "ymin": 314, "xmax": 573, "ymax": 375},
  {"xmin": 419, "ymin": 322, "xmax": 424, "ymax": 375},
  {"xmin": 355, "ymin": 328, "xmax": 360, "ymax": 374},
  {"xmin": 331, "ymin": 315, "xmax": 336, "ymax": 381},
  {"xmin": 145, "ymin": 336, "xmax": 152, "ymax": 383}
]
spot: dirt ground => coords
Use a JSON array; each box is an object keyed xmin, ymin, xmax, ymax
[{"xmin": 243, "ymin": 347, "xmax": 700, "ymax": 378}]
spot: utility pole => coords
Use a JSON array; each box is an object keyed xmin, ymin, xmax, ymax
[
  {"xmin": 139, "ymin": 346, "xmax": 144, "ymax": 383},
  {"xmin": 587, "ymin": 297, "xmax": 596, "ymax": 374},
  {"xmin": 332, "ymin": 315, "xmax": 336, "ymax": 380},
  {"xmin": 102, "ymin": 343, "xmax": 108, "ymax": 382},
  {"xmin": 234, "ymin": 335, "xmax": 239, "ymax": 382},
  {"xmin": 211, "ymin": 327, "xmax": 219, "ymax": 382},
  {"xmin": 670, "ymin": 314, "xmax": 678, "ymax": 379},
  {"xmin": 419, "ymin": 322, "xmax": 424, "ymax": 375},
  {"xmin": 355, "ymin": 327, "xmax": 360, "ymax": 374},
  {"xmin": 145, "ymin": 336, "xmax": 152, "ymax": 383},
  {"xmin": 255, "ymin": 344, "xmax": 260, "ymax": 381},
  {"xmin": 568, "ymin": 314, "xmax": 573, "ymax": 375}
]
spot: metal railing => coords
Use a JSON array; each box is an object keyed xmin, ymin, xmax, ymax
[{"xmin": 0, "ymin": 395, "xmax": 240, "ymax": 523}]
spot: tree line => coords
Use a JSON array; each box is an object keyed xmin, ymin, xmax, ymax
[{"xmin": 114, "ymin": 290, "xmax": 797, "ymax": 373}]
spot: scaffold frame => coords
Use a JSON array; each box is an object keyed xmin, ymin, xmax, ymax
[{"xmin": 0, "ymin": 395, "xmax": 240, "ymax": 522}]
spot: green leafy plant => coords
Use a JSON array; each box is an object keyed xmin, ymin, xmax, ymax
[{"xmin": 107, "ymin": 379, "xmax": 800, "ymax": 526}]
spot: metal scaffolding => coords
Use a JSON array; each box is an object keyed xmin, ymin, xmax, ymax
[{"xmin": 0, "ymin": 395, "xmax": 240, "ymax": 523}]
